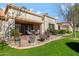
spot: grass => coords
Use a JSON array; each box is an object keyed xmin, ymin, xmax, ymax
[
  {"xmin": 0, "ymin": 32, "xmax": 79, "ymax": 56},
  {"xmin": 75, "ymin": 31, "xmax": 79, "ymax": 38}
]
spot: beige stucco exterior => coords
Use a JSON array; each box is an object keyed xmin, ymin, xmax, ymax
[
  {"xmin": 57, "ymin": 22, "xmax": 73, "ymax": 31},
  {"xmin": 0, "ymin": 4, "xmax": 57, "ymax": 37},
  {"xmin": 1, "ymin": 4, "xmax": 78, "ymax": 39}
]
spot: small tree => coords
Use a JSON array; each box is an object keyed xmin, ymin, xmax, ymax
[
  {"xmin": 59, "ymin": 3, "xmax": 79, "ymax": 38},
  {"xmin": 11, "ymin": 28, "xmax": 21, "ymax": 46}
]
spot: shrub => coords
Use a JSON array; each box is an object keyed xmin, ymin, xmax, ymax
[
  {"xmin": 29, "ymin": 34, "xmax": 36, "ymax": 43},
  {"xmin": 10, "ymin": 29, "xmax": 20, "ymax": 37},
  {"xmin": 57, "ymin": 30, "xmax": 66, "ymax": 34},
  {"xmin": 10, "ymin": 29, "xmax": 21, "ymax": 46},
  {"xmin": 38, "ymin": 38, "xmax": 45, "ymax": 42},
  {"xmin": 66, "ymin": 31, "xmax": 72, "ymax": 34},
  {"xmin": 50, "ymin": 30, "xmax": 58, "ymax": 35},
  {"xmin": 10, "ymin": 29, "xmax": 20, "ymax": 41},
  {"xmin": 38, "ymin": 34, "xmax": 46, "ymax": 42},
  {"xmin": 45, "ymin": 30, "xmax": 51, "ymax": 37}
]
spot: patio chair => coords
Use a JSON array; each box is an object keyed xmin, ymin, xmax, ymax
[
  {"xmin": 35, "ymin": 30, "xmax": 40, "ymax": 35},
  {"xmin": 27, "ymin": 30, "xmax": 32, "ymax": 35}
]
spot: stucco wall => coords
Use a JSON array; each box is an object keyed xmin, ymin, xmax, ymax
[
  {"xmin": 57, "ymin": 23, "xmax": 73, "ymax": 31},
  {"xmin": 44, "ymin": 16, "xmax": 57, "ymax": 30},
  {"xmin": 6, "ymin": 8, "xmax": 42, "ymax": 23},
  {"xmin": 5, "ymin": 6, "xmax": 57, "ymax": 34}
]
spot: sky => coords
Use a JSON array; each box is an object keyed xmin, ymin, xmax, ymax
[{"xmin": 0, "ymin": 3, "xmax": 64, "ymax": 22}]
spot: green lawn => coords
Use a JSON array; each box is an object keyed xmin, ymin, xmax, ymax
[
  {"xmin": 75, "ymin": 31, "xmax": 79, "ymax": 38},
  {"xmin": 0, "ymin": 33, "xmax": 79, "ymax": 56}
]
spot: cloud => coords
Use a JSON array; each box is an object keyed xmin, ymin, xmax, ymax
[
  {"xmin": 60, "ymin": 4, "xmax": 66, "ymax": 11},
  {"xmin": 29, "ymin": 8, "xmax": 34, "ymax": 11},
  {"xmin": 36, "ymin": 11, "xmax": 42, "ymax": 14},
  {"xmin": 55, "ymin": 16, "xmax": 59, "ymax": 19},
  {"xmin": 60, "ymin": 3, "xmax": 76, "ymax": 12},
  {"xmin": 29, "ymin": 8, "xmax": 42, "ymax": 14},
  {"xmin": 70, "ymin": 3, "xmax": 75, "ymax": 6},
  {"xmin": 0, "ymin": 6, "xmax": 4, "ymax": 10}
]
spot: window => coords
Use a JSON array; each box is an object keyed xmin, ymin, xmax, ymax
[
  {"xmin": 49, "ymin": 24, "xmax": 55, "ymax": 30},
  {"xmin": 58, "ymin": 25, "xmax": 60, "ymax": 30}
]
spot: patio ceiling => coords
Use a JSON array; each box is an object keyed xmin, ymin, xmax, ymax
[{"xmin": 15, "ymin": 16, "xmax": 42, "ymax": 24}]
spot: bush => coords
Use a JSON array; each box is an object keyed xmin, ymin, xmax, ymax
[
  {"xmin": 10, "ymin": 29, "xmax": 21, "ymax": 46},
  {"xmin": 66, "ymin": 31, "xmax": 72, "ymax": 34},
  {"xmin": 57, "ymin": 30, "xmax": 66, "ymax": 34},
  {"xmin": 50, "ymin": 30, "xmax": 58, "ymax": 35},
  {"xmin": 10, "ymin": 29, "xmax": 19, "ymax": 37},
  {"xmin": 38, "ymin": 38, "xmax": 45, "ymax": 42},
  {"xmin": 29, "ymin": 34, "xmax": 36, "ymax": 43},
  {"xmin": 45, "ymin": 30, "xmax": 51, "ymax": 37},
  {"xmin": 38, "ymin": 34, "xmax": 46, "ymax": 42}
]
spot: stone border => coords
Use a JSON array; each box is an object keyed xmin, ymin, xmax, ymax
[{"xmin": 8, "ymin": 34, "xmax": 71, "ymax": 49}]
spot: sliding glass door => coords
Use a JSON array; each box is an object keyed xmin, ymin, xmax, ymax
[{"xmin": 16, "ymin": 24, "xmax": 33, "ymax": 35}]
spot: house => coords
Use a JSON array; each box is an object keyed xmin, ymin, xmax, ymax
[
  {"xmin": 57, "ymin": 21, "xmax": 79, "ymax": 32},
  {"xmin": 57, "ymin": 22, "xmax": 73, "ymax": 31},
  {"xmin": 0, "ymin": 4, "xmax": 57, "ymax": 39}
]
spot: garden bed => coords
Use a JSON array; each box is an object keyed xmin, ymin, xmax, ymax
[{"xmin": 8, "ymin": 34, "xmax": 70, "ymax": 49}]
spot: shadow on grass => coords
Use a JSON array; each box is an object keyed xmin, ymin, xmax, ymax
[{"xmin": 66, "ymin": 42, "xmax": 79, "ymax": 53}]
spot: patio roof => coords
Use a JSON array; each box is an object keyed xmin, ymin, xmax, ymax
[{"xmin": 15, "ymin": 16, "xmax": 42, "ymax": 24}]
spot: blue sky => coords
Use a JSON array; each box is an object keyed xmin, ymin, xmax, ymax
[{"xmin": 0, "ymin": 3, "xmax": 63, "ymax": 22}]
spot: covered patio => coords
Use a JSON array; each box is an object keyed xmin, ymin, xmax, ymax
[
  {"xmin": 15, "ymin": 16, "xmax": 42, "ymax": 35},
  {"xmin": 8, "ymin": 16, "xmax": 43, "ymax": 47}
]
